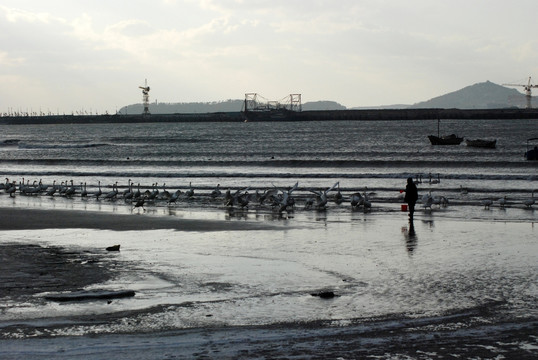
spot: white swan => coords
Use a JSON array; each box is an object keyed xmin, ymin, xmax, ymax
[
  {"xmin": 122, "ymin": 179, "xmax": 132, "ymax": 197},
  {"xmin": 168, "ymin": 189, "xmax": 182, "ymax": 204},
  {"xmin": 422, "ymin": 192, "xmax": 433, "ymax": 211},
  {"xmin": 481, "ymin": 199, "xmax": 493, "ymax": 209},
  {"xmin": 46, "ymin": 181, "xmax": 57, "ymax": 196},
  {"xmin": 211, "ymin": 184, "xmax": 221, "ymax": 198},
  {"xmin": 7, "ymin": 181, "xmax": 17, "ymax": 197},
  {"xmin": 94, "ymin": 181, "xmax": 102, "ymax": 199},
  {"xmin": 81, "ymin": 182, "xmax": 88, "ymax": 197},
  {"xmin": 64, "ymin": 180, "xmax": 76, "ymax": 197},
  {"xmin": 124, "ymin": 181, "xmax": 134, "ymax": 200},
  {"xmin": 104, "ymin": 182, "xmax": 118, "ymax": 200},
  {"xmin": 273, "ymin": 182, "xmax": 299, "ymax": 213},
  {"xmin": 160, "ymin": 183, "xmax": 170, "ymax": 200},
  {"xmin": 429, "ymin": 173, "xmax": 440, "ymax": 184},
  {"xmin": 133, "ymin": 183, "xmax": 141, "ymax": 200},
  {"xmin": 310, "ymin": 182, "xmax": 339, "ymax": 210},
  {"xmin": 350, "ymin": 192, "xmax": 364, "ymax": 209},
  {"xmin": 185, "ymin": 182, "xmax": 194, "ymax": 198},
  {"xmin": 147, "ymin": 183, "xmax": 159, "ymax": 200}
]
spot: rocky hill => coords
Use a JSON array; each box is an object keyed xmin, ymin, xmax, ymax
[{"xmin": 409, "ymin": 81, "xmax": 528, "ymax": 109}]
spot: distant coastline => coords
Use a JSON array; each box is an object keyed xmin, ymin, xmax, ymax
[{"xmin": 1, "ymin": 108, "xmax": 538, "ymax": 125}]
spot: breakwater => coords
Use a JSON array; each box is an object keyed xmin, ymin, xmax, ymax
[{"xmin": 1, "ymin": 108, "xmax": 538, "ymax": 125}]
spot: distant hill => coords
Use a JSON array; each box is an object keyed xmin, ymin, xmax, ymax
[
  {"xmin": 119, "ymin": 100, "xmax": 244, "ymax": 115},
  {"xmin": 119, "ymin": 99, "xmax": 347, "ymax": 114},
  {"xmin": 120, "ymin": 81, "xmax": 532, "ymax": 114},
  {"xmin": 410, "ymin": 81, "xmax": 528, "ymax": 109},
  {"xmin": 301, "ymin": 101, "xmax": 346, "ymax": 111}
]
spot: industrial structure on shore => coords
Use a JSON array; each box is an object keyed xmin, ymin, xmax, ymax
[
  {"xmin": 139, "ymin": 79, "xmax": 151, "ymax": 115},
  {"xmin": 503, "ymin": 77, "xmax": 538, "ymax": 109}
]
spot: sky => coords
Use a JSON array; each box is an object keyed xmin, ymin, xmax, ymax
[{"xmin": 1, "ymin": 0, "xmax": 537, "ymax": 115}]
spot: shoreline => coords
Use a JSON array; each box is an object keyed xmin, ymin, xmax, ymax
[{"xmin": 0, "ymin": 207, "xmax": 283, "ymax": 232}]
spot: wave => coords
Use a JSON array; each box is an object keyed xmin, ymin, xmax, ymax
[
  {"xmin": 17, "ymin": 143, "xmax": 111, "ymax": 150},
  {"xmin": 0, "ymin": 158, "xmax": 535, "ymax": 168},
  {"xmin": 1, "ymin": 169, "xmax": 536, "ymax": 182}
]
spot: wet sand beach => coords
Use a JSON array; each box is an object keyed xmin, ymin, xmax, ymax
[
  {"xmin": 1, "ymin": 201, "xmax": 537, "ymax": 359},
  {"xmin": 0, "ymin": 207, "xmax": 282, "ymax": 232}
]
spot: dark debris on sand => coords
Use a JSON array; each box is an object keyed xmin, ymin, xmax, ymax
[{"xmin": 0, "ymin": 243, "xmax": 116, "ymax": 299}]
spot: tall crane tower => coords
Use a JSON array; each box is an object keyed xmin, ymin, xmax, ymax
[
  {"xmin": 503, "ymin": 76, "xmax": 538, "ymax": 109},
  {"xmin": 139, "ymin": 79, "xmax": 150, "ymax": 115}
]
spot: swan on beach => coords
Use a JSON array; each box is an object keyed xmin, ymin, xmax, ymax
[
  {"xmin": 104, "ymin": 182, "xmax": 118, "ymax": 200},
  {"xmin": 333, "ymin": 183, "xmax": 343, "ymax": 204},
  {"xmin": 46, "ymin": 181, "xmax": 57, "ymax": 196},
  {"xmin": 185, "ymin": 182, "xmax": 194, "ymax": 198},
  {"xmin": 159, "ymin": 183, "xmax": 170, "ymax": 200},
  {"xmin": 81, "ymin": 182, "xmax": 88, "ymax": 198},
  {"xmin": 168, "ymin": 189, "xmax": 181, "ymax": 204},
  {"xmin": 64, "ymin": 180, "xmax": 76, "ymax": 197},
  {"xmin": 133, "ymin": 183, "xmax": 141, "ymax": 200},
  {"xmin": 124, "ymin": 181, "xmax": 134, "ymax": 200},
  {"xmin": 211, "ymin": 184, "xmax": 221, "ymax": 199},
  {"xmin": 362, "ymin": 192, "xmax": 372, "ymax": 212},
  {"xmin": 272, "ymin": 182, "xmax": 299, "ymax": 213},
  {"xmin": 6, "ymin": 181, "xmax": 17, "ymax": 197},
  {"xmin": 147, "ymin": 183, "xmax": 159, "ymax": 200},
  {"xmin": 422, "ymin": 192, "xmax": 433, "ymax": 211},
  {"xmin": 498, "ymin": 196, "xmax": 506, "ymax": 209},
  {"xmin": 38, "ymin": 179, "xmax": 48, "ymax": 192},
  {"xmin": 350, "ymin": 192, "xmax": 364, "ymax": 209},
  {"xmin": 429, "ymin": 173, "xmax": 440, "ymax": 184},
  {"xmin": 523, "ymin": 190, "xmax": 535, "ymax": 208},
  {"xmin": 94, "ymin": 181, "xmax": 102, "ymax": 199},
  {"xmin": 432, "ymin": 194, "xmax": 449, "ymax": 208},
  {"xmin": 310, "ymin": 182, "xmax": 339, "ymax": 210},
  {"xmin": 122, "ymin": 179, "xmax": 132, "ymax": 197},
  {"xmin": 481, "ymin": 199, "xmax": 493, "ymax": 209},
  {"xmin": 133, "ymin": 196, "xmax": 146, "ymax": 210}
]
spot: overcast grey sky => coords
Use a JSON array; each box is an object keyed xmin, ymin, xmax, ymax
[{"xmin": 1, "ymin": 0, "xmax": 537, "ymax": 114}]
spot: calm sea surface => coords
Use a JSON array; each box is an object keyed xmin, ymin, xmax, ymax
[{"xmin": 1, "ymin": 118, "xmax": 536, "ymax": 195}]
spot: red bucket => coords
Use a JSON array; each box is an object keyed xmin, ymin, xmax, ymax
[{"xmin": 401, "ymin": 204, "xmax": 408, "ymax": 212}]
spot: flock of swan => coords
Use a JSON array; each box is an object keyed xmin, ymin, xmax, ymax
[{"xmin": 0, "ymin": 177, "xmax": 536, "ymax": 213}]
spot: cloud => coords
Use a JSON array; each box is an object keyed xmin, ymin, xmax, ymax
[
  {"xmin": 1, "ymin": 5, "xmax": 65, "ymax": 24},
  {"xmin": 2, "ymin": 0, "xmax": 538, "ymax": 112},
  {"xmin": 0, "ymin": 52, "xmax": 24, "ymax": 66}
]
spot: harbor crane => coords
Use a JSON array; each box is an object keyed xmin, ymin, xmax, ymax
[
  {"xmin": 503, "ymin": 76, "xmax": 538, "ymax": 109},
  {"xmin": 139, "ymin": 79, "xmax": 150, "ymax": 115}
]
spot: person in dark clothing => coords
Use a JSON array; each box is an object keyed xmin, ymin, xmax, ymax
[{"xmin": 404, "ymin": 177, "xmax": 418, "ymax": 218}]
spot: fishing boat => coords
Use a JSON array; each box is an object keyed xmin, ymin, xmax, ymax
[
  {"xmin": 428, "ymin": 134, "xmax": 464, "ymax": 145},
  {"xmin": 428, "ymin": 118, "xmax": 463, "ymax": 145},
  {"xmin": 465, "ymin": 139, "xmax": 497, "ymax": 148}
]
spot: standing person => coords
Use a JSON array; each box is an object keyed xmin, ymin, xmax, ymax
[{"xmin": 404, "ymin": 177, "xmax": 418, "ymax": 218}]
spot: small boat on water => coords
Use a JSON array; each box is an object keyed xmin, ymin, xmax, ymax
[
  {"xmin": 428, "ymin": 134, "xmax": 464, "ymax": 145},
  {"xmin": 428, "ymin": 118, "xmax": 463, "ymax": 145},
  {"xmin": 466, "ymin": 139, "xmax": 497, "ymax": 148}
]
